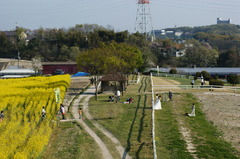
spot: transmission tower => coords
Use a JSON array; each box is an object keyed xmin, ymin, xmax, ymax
[{"xmin": 134, "ymin": 0, "xmax": 155, "ymax": 41}]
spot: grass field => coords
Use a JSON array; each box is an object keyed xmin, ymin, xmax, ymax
[
  {"xmin": 42, "ymin": 121, "xmax": 101, "ymax": 159},
  {"xmin": 43, "ymin": 75, "xmax": 240, "ymax": 159},
  {"xmin": 89, "ymin": 76, "xmax": 154, "ymax": 158}
]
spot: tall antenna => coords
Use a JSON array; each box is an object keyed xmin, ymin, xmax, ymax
[{"xmin": 134, "ymin": 0, "xmax": 155, "ymax": 41}]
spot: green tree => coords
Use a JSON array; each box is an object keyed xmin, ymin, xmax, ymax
[
  {"xmin": 181, "ymin": 39, "xmax": 218, "ymax": 67},
  {"xmin": 169, "ymin": 68, "xmax": 177, "ymax": 74},
  {"xmin": 218, "ymin": 48, "xmax": 240, "ymax": 67},
  {"xmin": 201, "ymin": 70, "xmax": 211, "ymax": 81},
  {"xmin": 76, "ymin": 42, "xmax": 143, "ymax": 100},
  {"xmin": 227, "ymin": 74, "xmax": 240, "ymax": 86}
]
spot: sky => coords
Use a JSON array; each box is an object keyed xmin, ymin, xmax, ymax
[{"xmin": 1, "ymin": 0, "xmax": 240, "ymax": 32}]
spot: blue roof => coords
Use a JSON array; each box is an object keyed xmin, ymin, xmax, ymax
[{"xmin": 71, "ymin": 72, "xmax": 90, "ymax": 77}]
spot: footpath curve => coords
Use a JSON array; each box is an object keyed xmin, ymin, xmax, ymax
[{"xmin": 71, "ymin": 85, "xmax": 132, "ymax": 159}]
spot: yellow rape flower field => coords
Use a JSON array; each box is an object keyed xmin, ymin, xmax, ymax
[{"xmin": 0, "ymin": 75, "xmax": 70, "ymax": 159}]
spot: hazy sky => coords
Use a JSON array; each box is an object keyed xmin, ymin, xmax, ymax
[{"xmin": 1, "ymin": 0, "xmax": 240, "ymax": 32}]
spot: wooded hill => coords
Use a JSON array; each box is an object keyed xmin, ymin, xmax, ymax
[{"xmin": 1, "ymin": 23, "xmax": 240, "ymax": 69}]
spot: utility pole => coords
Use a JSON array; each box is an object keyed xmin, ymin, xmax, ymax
[
  {"xmin": 134, "ymin": 0, "xmax": 155, "ymax": 41},
  {"xmin": 18, "ymin": 50, "xmax": 20, "ymax": 68}
]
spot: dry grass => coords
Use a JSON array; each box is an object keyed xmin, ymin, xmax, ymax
[{"xmin": 194, "ymin": 92, "xmax": 240, "ymax": 152}]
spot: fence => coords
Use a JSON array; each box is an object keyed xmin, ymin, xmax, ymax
[
  {"xmin": 129, "ymin": 73, "xmax": 141, "ymax": 84},
  {"xmin": 153, "ymin": 85, "xmax": 240, "ymax": 92},
  {"xmin": 152, "ymin": 72, "xmax": 194, "ymax": 80},
  {"xmin": 151, "ymin": 73, "xmax": 157, "ymax": 159}
]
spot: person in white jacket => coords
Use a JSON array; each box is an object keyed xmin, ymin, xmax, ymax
[{"xmin": 188, "ymin": 103, "xmax": 195, "ymax": 117}]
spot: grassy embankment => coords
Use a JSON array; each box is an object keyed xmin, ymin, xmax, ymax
[{"xmin": 154, "ymin": 76, "xmax": 240, "ymax": 158}]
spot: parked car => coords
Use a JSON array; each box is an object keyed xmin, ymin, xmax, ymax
[{"xmin": 53, "ymin": 69, "xmax": 64, "ymax": 75}]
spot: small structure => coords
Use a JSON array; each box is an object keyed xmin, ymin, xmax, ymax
[
  {"xmin": 217, "ymin": 18, "xmax": 231, "ymax": 24},
  {"xmin": 0, "ymin": 67, "xmax": 35, "ymax": 79},
  {"xmin": 42, "ymin": 62, "xmax": 78, "ymax": 75},
  {"xmin": 99, "ymin": 74, "xmax": 128, "ymax": 92}
]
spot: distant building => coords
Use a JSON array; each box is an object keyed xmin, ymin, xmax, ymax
[
  {"xmin": 150, "ymin": 67, "xmax": 240, "ymax": 77},
  {"xmin": 42, "ymin": 62, "xmax": 78, "ymax": 75},
  {"xmin": 0, "ymin": 66, "xmax": 35, "ymax": 79},
  {"xmin": 217, "ymin": 18, "xmax": 231, "ymax": 24}
]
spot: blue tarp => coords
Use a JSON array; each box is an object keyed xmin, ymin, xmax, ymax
[{"xmin": 71, "ymin": 72, "xmax": 90, "ymax": 77}]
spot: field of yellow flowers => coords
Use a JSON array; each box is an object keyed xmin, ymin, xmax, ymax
[{"xmin": 0, "ymin": 75, "xmax": 70, "ymax": 159}]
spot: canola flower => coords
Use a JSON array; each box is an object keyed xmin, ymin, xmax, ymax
[{"xmin": 0, "ymin": 75, "xmax": 70, "ymax": 158}]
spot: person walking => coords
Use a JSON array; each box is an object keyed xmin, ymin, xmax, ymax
[
  {"xmin": 168, "ymin": 90, "xmax": 173, "ymax": 101},
  {"xmin": 191, "ymin": 80, "xmax": 195, "ymax": 88},
  {"xmin": 42, "ymin": 107, "xmax": 46, "ymax": 119},
  {"xmin": 0, "ymin": 110, "xmax": 4, "ymax": 122},
  {"xmin": 60, "ymin": 104, "xmax": 65, "ymax": 119},
  {"xmin": 78, "ymin": 108, "xmax": 83, "ymax": 119}
]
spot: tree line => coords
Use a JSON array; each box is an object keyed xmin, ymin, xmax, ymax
[{"xmin": 1, "ymin": 23, "xmax": 240, "ymax": 70}]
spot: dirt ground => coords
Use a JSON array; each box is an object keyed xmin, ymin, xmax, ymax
[
  {"xmin": 63, "ymin": 77, "xmax": 90, "ymax": 106},
  {"xmin": 194, "ymin": 92, "xmax": 240, "ymax": 151}
]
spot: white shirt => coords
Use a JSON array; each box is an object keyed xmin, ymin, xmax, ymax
[
  {"xmin": 42, "ymin": 108, "xmax": 46, "ymax": 114},
  {"xmin": 61, "ymin": 106, "xmax": 65, "ymax": 114},
  {"xmin": 117, "ymin": 90, "xmax": 121, "ymax": 96}
]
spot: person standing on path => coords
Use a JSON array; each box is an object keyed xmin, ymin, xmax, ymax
[
  {"xmin": 60, "ymin": 104, "xmax": 65, "ymax": 119},
  {"xmin": 78, "ymin": 108, "xmax": 83, "ymax": 119}
]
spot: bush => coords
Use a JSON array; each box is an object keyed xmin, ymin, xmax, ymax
[
  {"xmin": 209, "ymin": 79, "xmax": 224, "ymax": 86},
  {"xmin": 195, "ymin": 72, "xmax": 201, "ymax": 78},
  {"xmin": 201, "ymin": 70, "xmax": 211, "ymax": 80},
  {"xmin": 169, "ymin": 68, "xmax": 177, "ymax": 74},
  {"xmin": 227, "ymin": 74, "xmax": 240, "ymax": 86}
]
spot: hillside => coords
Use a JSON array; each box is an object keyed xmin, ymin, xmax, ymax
[{"xmin": 155, "ymin": 24, "xmax": 240, "ymax": 39}]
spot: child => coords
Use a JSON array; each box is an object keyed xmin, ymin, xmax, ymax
[{"xmin": 78, "ymin": 108, "xmax": 83, "ymax": 119}]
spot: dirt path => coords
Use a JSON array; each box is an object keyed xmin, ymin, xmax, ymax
[
  {"xmin": 153, "ymin": 76, "xmax": 181, "ymax": 92},
  {"xmin": 70, "ymin": 85, "xmax": 132, "ymax": 159},
  {"xmin": 71, "ymin": 86, "xmax": 113, "ymax": 159},
  {"xmin": 172, "ymin": 95, "xmax": 198, "ymax": 159},
  {"xmin": 153, "ymin": 76, "xmax": 180, "ymax": 86},
  {"xmin": 82, "ymin": 95, "xmax": 132, "ymax": 159}
]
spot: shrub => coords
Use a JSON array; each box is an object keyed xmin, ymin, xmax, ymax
[
  {"xmin": 169, "ymin": 68, "xmax": 177, "ymax": 74},
  {"xmin": 209, "ymin": 79, "xmax": 224, "ymax": 86},
  {"xmin": 227, "ymin": 74, "xmax": 240, "ymax": 86},
  {"xmin": 201, "ymin": 70, "xmax": 211, "ymax": 81},
  {"xmin": 195, "ymin": 72, "xmax": 201, "ymax": 78}
]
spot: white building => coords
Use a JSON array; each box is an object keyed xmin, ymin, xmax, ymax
[{"xmin": 217, "ymin": 18, "xmax": 231, "ymax": 24}]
